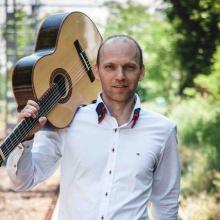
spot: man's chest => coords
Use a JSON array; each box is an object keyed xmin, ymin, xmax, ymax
[{"xmin": 62, "ymin": 123, "xmax": 163, "ymax": 182}]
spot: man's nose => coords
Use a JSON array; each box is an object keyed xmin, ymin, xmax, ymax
[{"xmin": 115, "ymin": 67, "xmax": 125, "ymax": 80}]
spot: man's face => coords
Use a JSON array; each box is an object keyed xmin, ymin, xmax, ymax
[{"xmin": 95, "ymin": 39, "xmax": 145, "ymax": 104}]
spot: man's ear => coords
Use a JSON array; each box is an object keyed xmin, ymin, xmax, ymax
[
  {"xmin": 94, "ymin": 64, "xmax": 100, "ymax": 80},
  {"xmin": 139, "ymin": 64, "xmax": 145, "ymax": 81}
]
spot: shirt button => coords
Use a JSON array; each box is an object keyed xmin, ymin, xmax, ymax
[
  {"xmin": 109, "ymin": 170, "xmax": 112, "ymax": 175},
  {"xmin": 105, "ymin": 192, "xmax": 108, "ymax": 196},
  {"xmin": 101, "ymin": 216, "xmax": 104, "ymax": 220},
  {"xmin": 114, "ymin": 128, "xmax": 118, "ymax": 132},
  {"xmin": 13, "ymin": 164, "xmax": 16, "ymax": 168},
  {"xmin": 112, "ymin": 148, "xmax": 115, "ymax": 152}
]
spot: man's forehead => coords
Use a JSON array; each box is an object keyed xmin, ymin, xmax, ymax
[
  {"xmin": 100, "ymin": 38, "xmax": 139, "ymax": 60},
  {"xmin": 102, "ymin": 37, "xmax": 137, "ymax": 51},
  {"xmin": 104, "ymin": 37, "xmax": 135, "ymax": 46}
]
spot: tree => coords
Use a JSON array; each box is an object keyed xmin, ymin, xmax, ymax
[
  {"xmin": 3, "ymin": 7, "xmax": 37, "ymax": 61},
  {"xmin": 195, "ymin": 46, "xmax": 220, "ymax": 99},
  {"xmin": 163, "ymin": 0, "xmax": 220, "ymax": 94}
]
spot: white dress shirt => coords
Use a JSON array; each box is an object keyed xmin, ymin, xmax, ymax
[{"xmin": 7, "ymin": 94, "xmax": 180, "ymax": 220}]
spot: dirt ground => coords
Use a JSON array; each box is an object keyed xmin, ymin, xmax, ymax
[{"xmin": 0, "ymin": 166, "xmax": 60, "ymax": 220}]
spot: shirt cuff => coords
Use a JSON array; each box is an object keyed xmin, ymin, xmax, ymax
[{"xmin": 6, "ymin": 139, "xmax": 34, "ymax": 176}]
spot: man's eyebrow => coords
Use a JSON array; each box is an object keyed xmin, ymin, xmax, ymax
[
  {"xmin": 103, "ymin": 62, "xmax": 114, "ymax": 65},
  {"xmin": 124, "ymin": 62, "xmax": 138, "ymax": 66},
  {"xmin": 125, "ymin": 62, "xmax": 137, "ymax": 65}
]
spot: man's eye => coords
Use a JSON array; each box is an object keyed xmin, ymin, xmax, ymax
[
  {"xmin": 105, "ymin": 65, "xmax": 113, "ymax": 70},
  {"xmin": 125, "ymin": 65, "xmax": 136, "ymax": 70}
]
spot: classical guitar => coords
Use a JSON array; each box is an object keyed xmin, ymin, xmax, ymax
[{"xmin": 0, "ymin": 11, "xmax": 102, "ymax": 166}]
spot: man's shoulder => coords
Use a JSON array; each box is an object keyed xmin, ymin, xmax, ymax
[
  {"xmin": 140, "ymin": 107, "xmax": 176, "ymax": 130},
  {"xmin": 77, "ymin": 102, "xmax": 97, "ymax": 113},
  {"xmin": 71, "ymin": 102, "xmax": 97, "ymax": 123}
]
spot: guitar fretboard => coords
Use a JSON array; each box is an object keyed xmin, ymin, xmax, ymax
[{"xmin": 0, "ymin": 83, "xmax": 63, "ymax": 166}]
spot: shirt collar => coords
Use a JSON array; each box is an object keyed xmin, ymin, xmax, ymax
[{"xmin": 95, "ymin": 93, "xmax": 141, "ymax": 128}]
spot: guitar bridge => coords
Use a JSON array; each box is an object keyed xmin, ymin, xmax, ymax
[{"xmin": 74, "ymin": 40, "xmax": 95, "ymax": 82}]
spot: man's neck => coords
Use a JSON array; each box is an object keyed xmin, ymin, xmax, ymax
[{"xmin": 101, "ymin": 95, "xmax": 135, "ymax": 126}]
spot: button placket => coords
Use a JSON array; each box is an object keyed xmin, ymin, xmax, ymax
[{"xmin": 98, "ymin": 128, "xmax": 119, "ymax": 219}]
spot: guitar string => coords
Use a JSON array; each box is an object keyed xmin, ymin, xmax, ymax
[{"xmin": 1, "ymin": 60, "xmax": 97, "ymax": 156}]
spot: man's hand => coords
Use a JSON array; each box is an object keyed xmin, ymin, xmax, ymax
[{"xmin": 18, "ymin": 100, "xmax": 47, "ymax": 140}]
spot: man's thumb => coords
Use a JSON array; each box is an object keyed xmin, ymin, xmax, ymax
[{"xmin": 38, "ymin": 117, "xmax": 47, "ymax": 127}]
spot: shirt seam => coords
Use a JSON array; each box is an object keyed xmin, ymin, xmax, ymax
[{"xmin": 156, "ymin": 123, "xmax": 176, "ymax": 167}]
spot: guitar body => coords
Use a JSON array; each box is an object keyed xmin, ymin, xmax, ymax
[{"xmin": 12, "ymin": 12, "xmax": 102, "ymax": 128}]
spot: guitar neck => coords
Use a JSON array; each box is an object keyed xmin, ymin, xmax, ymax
[{"xmin": 0, "ymin": 83, "xmax": 63, "ymax": 166}]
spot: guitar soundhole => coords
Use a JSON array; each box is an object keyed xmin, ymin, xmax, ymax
[{"xmin": 50, "ymin": 68, "xmax": 72, "ymax": 104}]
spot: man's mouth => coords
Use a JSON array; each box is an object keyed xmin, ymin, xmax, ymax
[{"xmin": 112, "ymin": 85, "xmax": 128, "ymax": 88}]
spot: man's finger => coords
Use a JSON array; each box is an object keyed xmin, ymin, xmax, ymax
[
  {"xmin": 27, "ymin": 100, "xmax": 40, "ymax": 110},
  {"xmin": 26, "ymin": 107, "xmax": 38, "ymax": 118},
  {"xmin": 39, "ymin": 117, "xmax": 47, "ymax": 127},
  {"xmin": 18, "ymin": 111, "xmax": 31, "ymax": 121}
]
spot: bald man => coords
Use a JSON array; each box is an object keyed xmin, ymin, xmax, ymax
[{"xmin": 7, "ymin": 35, "xmax": 180, "ymax": 220}]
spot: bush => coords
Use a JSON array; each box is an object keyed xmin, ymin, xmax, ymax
[
  {"xmin": 168, "ymin": 96, "xmax": 220, "ymax": 194},
  {"xmin": 169, "ymin": 96, "xmax": 220, "ymax": 157}
]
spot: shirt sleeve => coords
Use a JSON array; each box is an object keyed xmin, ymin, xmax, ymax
[
  {"xmin": 6, "ymin": 126, "xmax": 64, "ymax": 191},
  {"xmin": 150, "ymin": 125, "xmax": 180, "ymax": 220}
]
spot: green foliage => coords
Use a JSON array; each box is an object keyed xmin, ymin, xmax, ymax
[
  {"xmin": 104, "ymin": 1, "xmax": 180, "ymax": 101},
  {"xmin": 164, "ymin": 0, "xmax": 220, "ymax": 94},
  {"xmin": 169, "ymin": 96, "xmax": 220, "ymax": 196},
  {"xmin": 170, "ymin": 96, "xmax": 220, "ymax": 151},
  {"xmin": 194, "ymin": 46, "xmax": 220, "ymax": 98},
  {"xmin": 0, "ymin": 74, "xmax": 6, "ymax": 99},
  {"xmin": 180, "ymin": 147, "xmax": 214, "ymax": 195},
  {"xmin": 15, "ymin": 9, "xmax": 35, "ymax": 58},
  {"xmin": 3, "ymin": 7, "xmax": 36, "ymax": 60}
]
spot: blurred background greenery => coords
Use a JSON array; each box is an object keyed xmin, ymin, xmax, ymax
[{"xmin": 0, "ymin": 0, "xmax": 220, "ymax": 219}]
